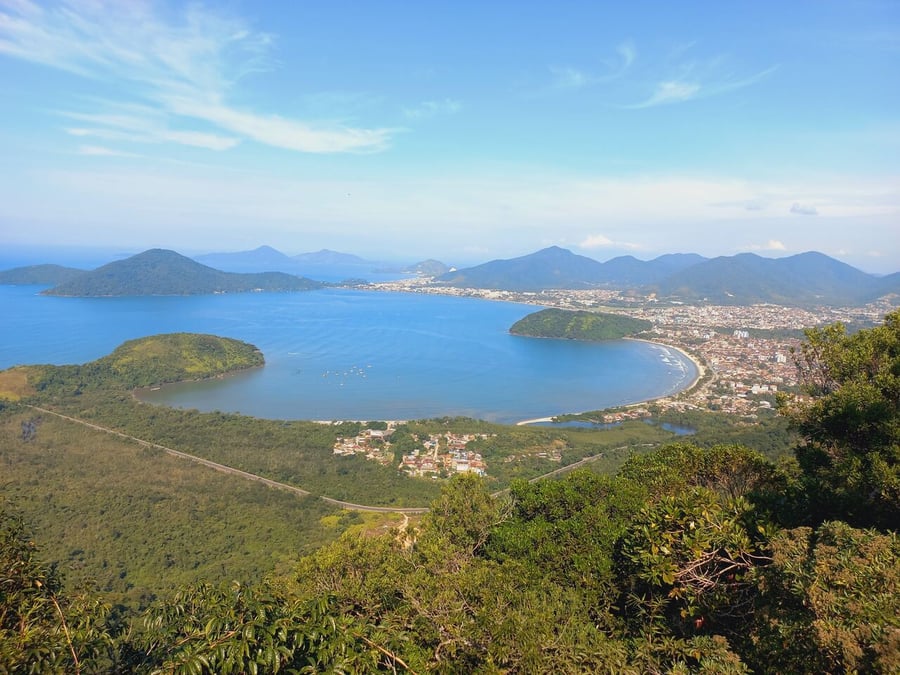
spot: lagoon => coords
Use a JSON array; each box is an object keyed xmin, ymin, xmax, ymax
[{"xmin": 0, "ymin": 286, "xmax": 696, "ymax": 424}]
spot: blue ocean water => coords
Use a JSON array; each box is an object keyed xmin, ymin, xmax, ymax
[{"xmin": 0, "ymin": 286, "xmax": 696, "ymax": 423}]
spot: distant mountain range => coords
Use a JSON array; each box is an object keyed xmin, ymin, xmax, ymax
[
  {"xmin": 437, "ymin": 246, "xmax": 900, "ymax": 306},
  {"xmin": 437, "ymin": 246, "xmax": 703, "ymax": 291},
  {"xmin": 41, "ymin": 249, "xmax": 323, "ymax": 296},
  {"xmin": 193, "ymin": 246, "xmax": 373, "ymax": 274},
  {"xmin": 3, "ymin": 244, "xmax": 897, "ymax": 306}
]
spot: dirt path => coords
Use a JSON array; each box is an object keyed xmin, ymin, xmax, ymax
[{"xmin": 27, "ymin": 405, "xmax": 429, "ymax": 515}]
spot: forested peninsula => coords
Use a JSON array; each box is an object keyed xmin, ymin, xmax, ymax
[
  {"xmin": 510, "ymin": 308, "xmax": 652, "ymax": 340},
  {"xmin": 1, "ymin": 314, "xmax": 898, "ymax": 673}
]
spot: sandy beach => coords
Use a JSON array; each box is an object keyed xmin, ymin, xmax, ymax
[{"xmin": 516, "ymin": 337, "xmax": 706, "ymax": 426}]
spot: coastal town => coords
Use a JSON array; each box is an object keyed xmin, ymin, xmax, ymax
[
  {"xmin": 334, "ymin": 424, "xmax": 493, "ymax": 478},
  {"xmin": 368, "ymin": 276, "xmax": 898, "ymax": 420}
]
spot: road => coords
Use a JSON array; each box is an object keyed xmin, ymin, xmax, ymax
[
  {"xmin": 27, "ymin": 405, "xmax": 650, "ymax": 514},
  {"xmin": 27, "ymin": 405, "xmax": 429, "ymax": 515}
]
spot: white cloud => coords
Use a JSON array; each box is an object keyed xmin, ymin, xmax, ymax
[
  {"xmin": 549, "ymin": 66, "xmax": 592, "ymax": 90},
  {"xmin": 747, "ymin": 239, "xmax": 787, "ymax": 251},
  {"xmin": 790, "ymin": 202, "xmax": 819, "ymax": 216},
  {"xmin": 77, "ymin": 145, "xmax": 139, "ymax": 157},
  {"xmin": 626, "ymin": 57, "xmax": 778, "ymax": 109},
  {"xmin": 402, "ymin": 98, "xmax": 462, "ymax": 120},
  {"xmin": 0, "ymin": 0, "xmax": 391, "ymax": 153},
  {"xmin": 579, "ymin": 234, "xmax": 614, "ymax": 248}
]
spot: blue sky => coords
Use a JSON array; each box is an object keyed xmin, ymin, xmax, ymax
[{"xmin": 1, "ymin": 1, "xmax": 898, "ymax": 271}]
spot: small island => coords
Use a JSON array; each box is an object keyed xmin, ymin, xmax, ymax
[{"xmin": 510, "ymin": 308, "xmax": 652, "ymax": 341}]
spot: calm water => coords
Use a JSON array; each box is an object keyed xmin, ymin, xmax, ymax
[{"xmin": 0, "ymin": 286, "xmax": 696, "ymax": 423}]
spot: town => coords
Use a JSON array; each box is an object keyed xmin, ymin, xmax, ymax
[
  {"xmin": 368, "ymin": 276, "xmax": 898, "ymax": 419},
  {"xmin": 334, "ymin": 424, "xmax": 492, "ymax": 478}
]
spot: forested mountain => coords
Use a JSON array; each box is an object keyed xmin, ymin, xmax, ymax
[
  {"xmin": 439, "ymin": 246, "xmax": 896, "ymax": 305},
  {"xmin": 42, "ymin": 249, "xmax": 323, "ymax": 296},
  {"xmin": 0, "ymin": 263, "xmax": 85, "ymax": 285},
  {"xmin": 655, "ymin": 251, "xmax": 887, "ymax": 305},
  {"xmin": 437, "ymin": 246, "xmax": 610, "ymax": 290}
]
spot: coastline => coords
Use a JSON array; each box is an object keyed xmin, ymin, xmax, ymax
[{"xmin": 516, "ymin": 336, "xmax": 705, "ymax": 426}]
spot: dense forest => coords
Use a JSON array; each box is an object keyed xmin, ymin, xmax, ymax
[
  {"xmin": 510, "ymin": 308, "xmax": 652, "ymax": 341},
  {"xmin": 1, "ymin": 312, "xmax": 898, "ymax": 672}
]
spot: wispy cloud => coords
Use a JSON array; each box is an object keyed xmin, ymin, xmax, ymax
[
  {"xmin": 626, "ymin": 59, "xmax": 778, "ymax": 109},
  {"xmin": 746, "ymin": 239, "xmax": 787, "ymax": 251},
  {"xmin": 544, "ymin": 42, "xmax": 635, "ymax": 93},
  {"xmin": 0, "ymin": 0, "xmax": 392, "ymax": 153},
  {"xmin": 402, "ymin": 98, "xmax": 462, "ymax": 120},
  {"xmin": 579, "ymin": 233, "xmax": 641, "ymax": 250},
  {"xmin": 76, "ymin": 145, "xmax": 140, "ymax": 158},
  {"xmin": 790, "ymin": 202, "xmax": 819, "ymax": 216}
]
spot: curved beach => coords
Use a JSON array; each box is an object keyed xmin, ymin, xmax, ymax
[{"xmin": 516, "ymin": 338, "xmax": 704, "ymax": 426}]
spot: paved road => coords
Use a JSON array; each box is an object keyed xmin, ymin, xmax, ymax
[{"xmin": 27, "ymin": 405, "xmax": 430, "ymax": 515}]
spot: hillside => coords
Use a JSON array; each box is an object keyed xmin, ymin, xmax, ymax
[
  {"xmin": 437, "ymin": 246, "xmax": 609, "ymax": 290},
  {"xmin": 0, "ymin": 263, "xmax": 85, "ymax": 285},
  {"xmin": 42, "ymin": 248, "xmax": 323, "ymax": 296},
  {"xmin": 510, "ymin": 308, "xmax": 652, "ymax": 340},
  {"xmin": 655, "ymin": 251, "xmax": 884, "ymax": 305},
  {"xmin": 438, "ymin": 246, "xmax": 895, "ymax": 305}
]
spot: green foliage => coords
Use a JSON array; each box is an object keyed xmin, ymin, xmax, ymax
[
  {"xmin": 781, "ymin": 309, "xmax": 900, "ymax": 528},
  {"xmin": 748, "ymin": 522, "xmax": 900, "ymax": 674},
  {"xmin": 619, "ymin": 442, "xmax": 783, "ymax": 502},
  {"xmin": 510, "ymin": 308, "xmax": 651, "ymax": 341},
  {"xmin": 0, "ymin": 499, "xmax": 115, "ymax": 673},
  {"xmin": 619, "ymin": 486, "xmax": 771, "ymax": 635}
]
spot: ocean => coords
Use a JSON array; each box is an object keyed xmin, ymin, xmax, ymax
[{"xmin": 0, "ymin": 285, "xmax": 696, "ymax": 424}]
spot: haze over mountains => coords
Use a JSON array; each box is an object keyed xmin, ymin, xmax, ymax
[
  {"xmin": 1, "ymin": 244, "xmax": 897, "ymax": 306},
  {"xmin": 437, "ymin": 246, "xmax": 900, "ymax": 306}
]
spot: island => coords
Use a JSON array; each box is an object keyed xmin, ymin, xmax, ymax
[
  {"xmin": 510, "ymin": 308, "xmax": 652, "ymax": 341},
  {"xmin": 41, "ymin": 248, "xmax": 323, "ymax": 296}
]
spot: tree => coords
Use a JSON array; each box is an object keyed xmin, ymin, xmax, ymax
[
  {"xmin": 780, "ymin": 310, "xmax": 900, "ymax": 528},
  {"xmin": 0, "ymin": 499, "xmax": 114, "ymax": 673}
]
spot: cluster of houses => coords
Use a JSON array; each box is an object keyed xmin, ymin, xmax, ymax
[{"xmin": 332, "ymin": 426, "xmax": 492, "ymax": 478}]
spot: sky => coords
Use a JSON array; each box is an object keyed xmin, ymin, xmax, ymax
[{"xmin": 0, "ymin": 1, "xmax": 898, "ymax": 272}]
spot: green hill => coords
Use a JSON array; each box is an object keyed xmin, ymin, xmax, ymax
[
  {"xmin": 42, "ymin": 248, "xmax": 323, "ymax": 296},
  {"xmin": 510, "ymin": 308, "xmax": 652, "ymax": 340},
  {"xmin": 0, "ymin": 263, "xmax": 85, "ymax": 285}
]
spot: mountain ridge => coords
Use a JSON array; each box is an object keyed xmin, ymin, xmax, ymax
[{"xmin": 42, "ymin": 249, "xmax": 323, "ymax": 297}]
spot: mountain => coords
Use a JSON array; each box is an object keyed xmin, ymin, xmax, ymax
[
  {"xmin": 406, "ymin": 259, "xmax": 451, "ymax": 276},
  {"xmin": 193, "ymin": 245, "xmax": 298, "ymax": 273},
  {"xmin": 598, "ymin": 253, "xmax": 708, "ymax": 286},
  {"xmin": 0, "ymin": 264, "xmax": 85, "ymax": 285},
  {"xmin": 654, "ymin": 251, "xmax": 884, "ymax": 305},
  {"xmin": 43, "ymin": 249, "xmax": 323, "ymax": 297},
  {"xmin": 437, "ymin": 246, "xmax": 610, "ymax": 290},
  {"xmin": 293, "ymin": 249, "xmax": 372, "ymax": 265},
  {"xmin": 436, "ymin": 246, "xmax": 895, "ymax": 305}
]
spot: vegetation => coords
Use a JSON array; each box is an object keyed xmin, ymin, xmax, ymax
[
  {"xmin": 510, "ymin": 308, "xmax": 651, "ymax": 341},
  {"xmin": 2, "ymin": 312, "xmax": 898, "ymax": 672},
  {"xmin": 0, "ymin": 263, "xmax": 85, "ymax": 285},
  {"xmin": 42, "ymin": 248, "xmax": 323, "ymax": 296}
]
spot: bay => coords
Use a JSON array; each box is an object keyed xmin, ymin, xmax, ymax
[{"xmin": 0, "ymin": 286, "xmax": 696, "ymax": 424}]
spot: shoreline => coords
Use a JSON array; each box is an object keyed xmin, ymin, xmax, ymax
[{"xmin": 516, "ymin": 336, "xmax": 705, "ymax": 426}]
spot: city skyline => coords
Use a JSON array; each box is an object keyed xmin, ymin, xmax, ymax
[{"xmin": 1, "ymin": 1, "xmax": 898, "ymax": 272}]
